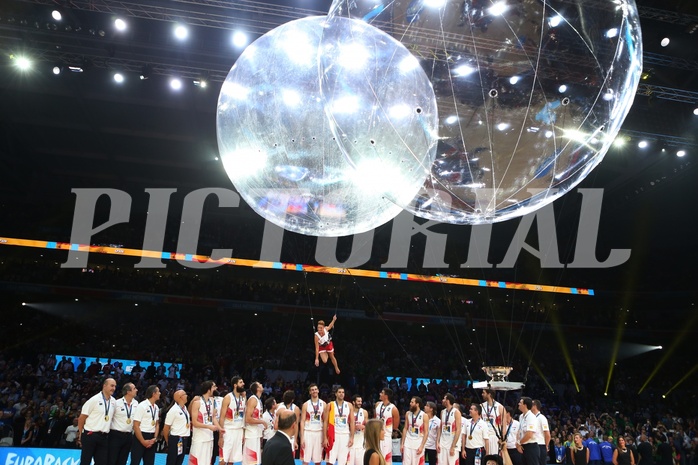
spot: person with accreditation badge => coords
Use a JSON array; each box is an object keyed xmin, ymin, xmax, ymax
[
  {"xmin": 436, "ymin": 393, "xmax": 462, "ymax": 465},
  {"xmin": 219, "ymin": 376, "xmax": 247, "ymax": 465},
  {"xmin": 77, "ymin": 377, "xmax": 117, "ymax": 465},
  {"xmin": 400, "ymin": 396, "xmax": 428, "ymax": 465},
  {"xmin": 300, "ymin": 384, "xmax": 326, "ymax": 465},
  {"xmin": 324, "ymin": 387, "xmax": 355, "ymax": 465},
  {"xmin": 244, "ymin": 382, "xmax": 268, "ymax": 465},
  {"xmin": 163, "ymin": 390, "xmax": 191, "ymax": 465},
  {"xmin": 462, "ymin": 404, "xmax": 490, "ymax": 465},
  {"xmin": 131, "ymin": 385, "xmax": 161, "ymax": 465},
  {"xmin": 191, "ymin": 381, "xmax": 221, "ymax": 465},
  {"xmin": 350, "ymin": 395, "xmax": 367, "ymax": 465},
  {"xmin": 515, "ymin": 397, "xmax": 539, "ymax": 465},
  {"xmin": 109, "ymin": 382, "xmax": 139, "ymax": 465}
]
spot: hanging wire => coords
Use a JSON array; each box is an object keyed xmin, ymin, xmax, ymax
[
  {"xmin": 279, "ymin": 305, "xmax": 298, "ymax": 367},
  {"xmin": 348, "ymin": 274, "xmax": 427, "ymax": 378},
  {"xmin": 303, "ymin": 270, "xmax": 316, "ymax": 332}
]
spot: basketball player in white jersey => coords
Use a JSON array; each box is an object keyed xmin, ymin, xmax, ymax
[
  {"xmin": 325, "ymin": 387, "xmax": 355, "ymax": 465},
  {"xmin": 401, "ymin": 396, "xmax": 428, "ymax": 465},
  {"xmin": 243, "ymin": 382, "xmax": 267, "ymax": 465},
  {"xmin": 276, "ymin": 390, "xmax": 301, "ymax": 452},
  {"xmin": 219, "ymin": 377, "xmax": 246, "ymax": 465},
  {"xmin": 190, "ymin": 381, "xmax": 220, "ymax": 465},
  {"xmin": 481, "ymin": 389, "xmax": 504, "ymax": 455},
  {"xmin": 350, "ymin": 395, "xmax": 367, "ymax": 465},
  {"xmin": 375, "ymin": 388, "xmax": 400, "ymax": 465},
  {"xmin": 300, "ymin": 384, "xmax": 326, "ymax": 465},
  {"xmin": 436, "ymin": 393, "xmax": 462, "ymax": 465}
]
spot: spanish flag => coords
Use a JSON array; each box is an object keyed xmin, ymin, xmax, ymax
[{"xmin": 325, "ymin": 401, "xmax": 336, "ymax": 455}]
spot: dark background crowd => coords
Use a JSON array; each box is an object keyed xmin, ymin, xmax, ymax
[{"xmin": 0, "ymin": 295, "xmax": 695, "ymax": 465}]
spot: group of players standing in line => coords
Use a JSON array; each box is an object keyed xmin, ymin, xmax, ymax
[{"xmin": 76, "ymin": 372, "xmax": 573, "ymax": 465}]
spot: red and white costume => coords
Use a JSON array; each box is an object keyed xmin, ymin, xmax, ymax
[{"xmin": 316, "ymin": 331, "xmax": 334, "ymax": 353}]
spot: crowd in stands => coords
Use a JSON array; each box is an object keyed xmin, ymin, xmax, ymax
[
  {"xmin": 0, "ymin": 300, "xmax": 695, "ymax": 465},
  {"xmin": 0, "ymin": 251, "xmax": 679, "ymax": 333}
]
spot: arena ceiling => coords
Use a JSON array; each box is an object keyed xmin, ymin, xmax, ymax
[{"xmin": 0, "ymin": 0, "xmax": 697, "ymax": 308}]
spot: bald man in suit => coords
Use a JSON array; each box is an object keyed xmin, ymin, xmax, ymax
[{"xmin": 262, "ymin": 409, "xmax": 297, "ymax": 465}]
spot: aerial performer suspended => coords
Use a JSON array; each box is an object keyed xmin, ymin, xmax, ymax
[{"xmin": 314, "ymin": 315, "xmax": 340, "ymax": 374}]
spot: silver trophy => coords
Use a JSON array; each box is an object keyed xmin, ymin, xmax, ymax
[{"xmin": 473, "ymin": 366, "xmax": 524, "ymax": 391}]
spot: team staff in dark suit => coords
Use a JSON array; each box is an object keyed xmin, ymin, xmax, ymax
[{"xmin": 262, "ymin": 409, "xmax": 298, "ymax": 465}]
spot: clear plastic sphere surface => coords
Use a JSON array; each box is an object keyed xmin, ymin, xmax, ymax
[
  {"xmin": 217, "ymin": 16, "xmax": 438, "ymax": 236},
  {"xmin": 326, "ymin": 0, "xmax": 643, "ymax": 224}
]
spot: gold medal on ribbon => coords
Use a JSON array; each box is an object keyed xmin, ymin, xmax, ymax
[
  {"xmin": 152, "ymin": 420, "xmax": 156, "ymax": 426},
  {"xmin": 105, "ymin": 415, "xmax": 109, "ymax": 421},
  {"xmin": 469, "ymin": 435, "xmax": 473, "ymax": 440},
  {"xmin": 186, "ymin": 423, "xmax": 190, "ymax": 429},
  {"xmin": 126, "ymin": 419, "xmax": 131, "ymax": 424}
]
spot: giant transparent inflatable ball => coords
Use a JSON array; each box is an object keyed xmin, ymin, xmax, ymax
[
  {"xmin": 326, "ymin": 0, "xmax": 642, "ymax": 223},
  {"xmin": 217, "ymin": 16, "xmax": 438, "ymax": 236}
]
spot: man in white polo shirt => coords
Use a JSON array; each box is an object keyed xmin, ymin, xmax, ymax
[
  {"xmin": 462, "ymin": 404, "xmax": 489, "ymax": 465},
  {"xmin": 531, "ymin": 401, "xmax": 550, "ymax": 465},
  {"xmin": 77, "ymin": 378, "xmax": 117, "ymax": 465},
  {"xmin": 109, "ymin": 382, "xmax": 139, "ymax": 465},
  {"xmin": 516, "ymin": 397, "xmax": 539, "ymax": 465},
  {"xmin": 131, "ymin": 385, "xmax": 161, "ymax": 465},
  {"xmin": 164, "ymin": 390, "xmax": 191, "ymax": 465}
]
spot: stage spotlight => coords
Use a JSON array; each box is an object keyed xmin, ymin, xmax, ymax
[
  {"xmin": 677, "ymin": 150, "xmax": 686, "ymax": 157},
  {"xmin": 613, "ymin": 137, "xmax": 626, "ymax": 147},
  {"xmin": 232, "ymin": 31, "xmax": 248, "ymax": 48},
  {"xmin": 658, "ymin": 345, "xmax": 663, "ymax": 349},
  {"xmin": 170, "ymin": 78, "xmax": 183, "ymax": 90},
  {"xmin": 14, "ymin": 56, "xmax": 32, "ymax": 71},
  {"xmin": 605, "ymin": 28, "xmax": 618, "ymax": 38},
  {"xmin": 114, "ymin": 18, "xmax": 127, "ymax": 31},
  {"xmin": 693, "ymin": 108, "xmax": 698, "ymax": 116},
  {"xmin": 113, "ymin": 72, "xmax": 124, "ymax": 83},
  {"xmin": 139, "ymin": 64, "xmax": 152, "ymax": 80},
  {"xmin": 52, "ymin": 10, "xmax": 62, "ymax": 21},
  {"xmin": 548, "ymin": 15, "xmax": 562, "ymax": 27},
  {"xmin": 21, "ymin": 302, "xmax": 26, "ymax": 306},
  {"xmin": 660, "ymin": 37, "xmax": 670, "ymax": 47},
  {"xmin": 638, "ymin": 140, "xmax": 648, "ymax": 148},
  {"xmin": 193, "ymin": 79, "xmax": 207, "ymax": 89},
  {"xmin": 52, "ymin": 65, "xmax": 62, "ymax": 75},
  {"xmin": 174, "ymin": 24, "xmax": 188, "ymax": 40}
]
